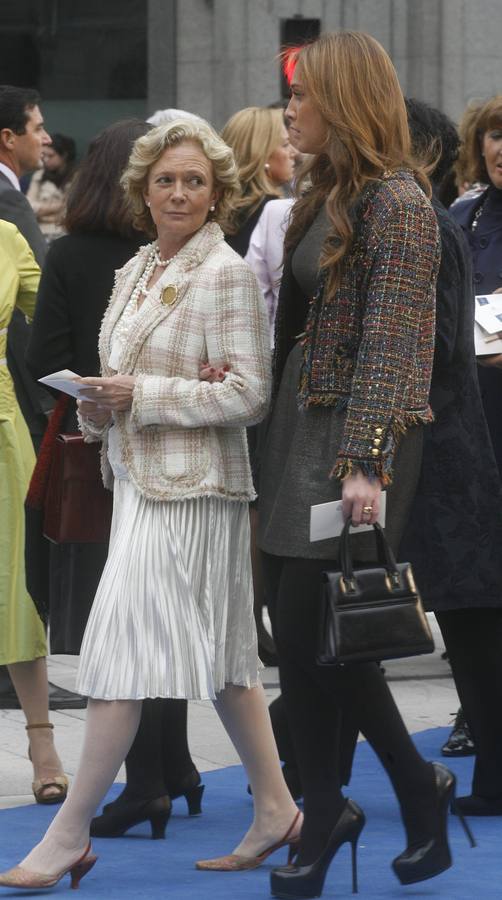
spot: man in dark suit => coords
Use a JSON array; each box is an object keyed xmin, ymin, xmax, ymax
[{"xmin": 0, "ymin": 84, "xmax": 85, "ymax": 709}]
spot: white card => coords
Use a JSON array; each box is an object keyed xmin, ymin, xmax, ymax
[
  {"xmin": 310, "ymin": 492, "xmax": 387, "ymax": 542},
  {"xmin": 474, "ymin": 323, "xmax": 502, "ymax": 356},
  {"xmin": 38, "ymin": 369, "xmax": 100, "ymax": 401},
  {"xmin": 474, "ymin": 295, "xmax": 502, "ymax": 355},
  {"xmin": 474, "ymin": 297, "xmax": 502, "ymax": 335}
]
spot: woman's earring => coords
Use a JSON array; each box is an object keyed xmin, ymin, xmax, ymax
[
  {"xmin": 264, "ymin": 162, "xmax": 270, "ymax": 171},
  {"xmin": 146, "ymin": 200, "xmax": 151, "ymax": 207},
  {"xmin": 210, "ymin": 205, "xmax": 216, "ymax": 211}
]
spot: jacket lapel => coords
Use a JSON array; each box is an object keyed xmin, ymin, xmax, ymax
[{"xmin": 101, "ymin": 222, "xmax": 224, "ymax": 376}]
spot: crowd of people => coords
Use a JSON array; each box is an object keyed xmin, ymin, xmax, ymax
[{"xmin": 0, "ymin": 27, "xmax": 501, "ymax": 899}]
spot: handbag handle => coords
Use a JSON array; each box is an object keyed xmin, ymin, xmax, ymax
[{"xmin": 339, "ymin": 520, "xmax": 401, "ymax": 590}]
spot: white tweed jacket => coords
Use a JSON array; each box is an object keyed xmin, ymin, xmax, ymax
[{"xmin": 80, "ymin": 222, "xmax": 271, "ymax": 502}]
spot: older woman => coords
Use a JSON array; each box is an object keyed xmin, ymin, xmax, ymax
[
  {"xmin": 0, "ymin": 119, "xmax": 299, "ymax": 891},
  {"xmin": 256, "ymin": 33, "xmax": 461, "ymax": 899},
  {"xmin": 447, "ymin": 95, "xmax": 502, "ymax": 816}
]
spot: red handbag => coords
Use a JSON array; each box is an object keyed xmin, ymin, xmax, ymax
[{"xmin": 43, "ymin": 434, "xmax": 113, "ymax": 543}]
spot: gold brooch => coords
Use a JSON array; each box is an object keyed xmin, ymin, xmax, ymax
[{"xmin": 161, "ymin": 285, "xmax": 177, "ymax": 306}]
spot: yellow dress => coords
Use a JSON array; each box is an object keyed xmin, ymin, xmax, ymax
[{"xmin": 0, "ymin": 219, "xmax": 47, "ymax": 664}]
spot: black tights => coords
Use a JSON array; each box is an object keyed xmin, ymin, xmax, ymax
[
  {"xmin": 263, "ymin": 552, "xmax": 436, "ymax": 865},
  {"xmin": 436, "ymin": 608, "xmax": 502, "ymax": 799},
  {"xmin": 118, "ymin": 699, "xmax": 196, "ymax": 802}
]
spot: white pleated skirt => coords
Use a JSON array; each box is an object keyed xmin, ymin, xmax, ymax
[{"xmin": 76, "ymin": 480, "xmax": 261, "ymax": 701}]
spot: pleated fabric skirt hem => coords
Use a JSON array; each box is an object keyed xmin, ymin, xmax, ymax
[{"xmin": 76, "ymin": 481, "xmax": 260, "ymax": 701}]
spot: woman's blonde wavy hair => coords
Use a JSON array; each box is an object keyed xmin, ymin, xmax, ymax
[
  {"xmin": 283, "ymin": 32, "xmax": 430, "ymax": 294},
  {"xmin": 221, "ymin": 107, "xmax": 286, "ymax": 233},
  {"xmin": 121, "ymin": 118, "xmax": 241, "ymax": 237},
  {"xmin": 456, "ymin": 95, "xmax": 502, "ymax": 187}
]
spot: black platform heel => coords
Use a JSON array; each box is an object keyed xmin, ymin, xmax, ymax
[
  {"xmin": 392, "ymin": 762, "xmax": 476, "ymax": 886},
  {"xmin": 90, "ymin": 795, "xmax": 172, "ymax": 839},
  {"xmin": 270, "ymin": 798, "xmax": 365, "ymax": 899}
]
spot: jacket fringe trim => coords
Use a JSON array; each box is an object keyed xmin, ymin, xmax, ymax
[{"xmin": 330, "ymin": 408, "xmax": 434, "ymax": 486}]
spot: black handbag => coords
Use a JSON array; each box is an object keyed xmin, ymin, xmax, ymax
[{"xmin": 317, "ymin": 521, "xmax": 434, "ymax": 666}]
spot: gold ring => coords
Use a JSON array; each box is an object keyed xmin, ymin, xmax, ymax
[{"xmin": 362, "ymin": 506, "xmax": 373, "ymax": 514}]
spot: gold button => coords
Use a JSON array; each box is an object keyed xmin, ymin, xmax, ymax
[
  {"xmin": 162, "ymin": 285, "xmax": 177, "ymax": 306},
  {"xmin": 375, "ymin": 427, "xmax": 383, "ymax": 436},
  {"xmin": 371, "ymin": 448, "xmax": 381, "ymax": 457},
  {"xmin": 373, "ymin": 438, "xmax": 382, "ymax": 447}
]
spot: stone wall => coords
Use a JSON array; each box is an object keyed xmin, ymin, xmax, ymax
[{"xmin": 148, "ymin": 0, "xmax": 502, "ymax": 128}]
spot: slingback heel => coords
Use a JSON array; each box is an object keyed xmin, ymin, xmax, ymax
[
  {"xmin": 392, "ymin": 762, "xmax": 476, "ymax": 886},
  {"xmin": 270, "ymin": 799, "xmax": 365, "ymax": 899},
  {"xmin": 196, "ymin": 810, "xmax": 302, "ymax": 871},
  {"xmin": 0, "ymin": 842, "xmax": 97, "ymax": 891}
]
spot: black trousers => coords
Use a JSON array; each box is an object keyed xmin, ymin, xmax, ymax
[
  {"xmin": 436, "ymin": 608, "xmax": 502, "ymax": 800},
  {"xmin": 263, "ymin": 551, "xmax": 434, "ymax": 860}
]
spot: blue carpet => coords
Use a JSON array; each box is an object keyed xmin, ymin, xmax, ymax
[{"xmin": 0, "ymin": 727, "xmax": 500, "ymax": 898}]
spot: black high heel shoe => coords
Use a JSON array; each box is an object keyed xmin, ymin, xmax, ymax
[
  {"xmin": 270, "ymin": 799, "xmax": 365, "ymax": 899},
  {"xmin": 167, "ymin": 769, "xmax": 205, "ymax": 816},
  {"xmin": 94, "ymin": 770, "xmax": 205, "ymax": 839},
  {"xmin": 90, "ymin": 795, "xmax": 172, "ymax": 839},
  {"xmin": 392, "ymin": 762, "xmax": 476, "ymax": 885}
]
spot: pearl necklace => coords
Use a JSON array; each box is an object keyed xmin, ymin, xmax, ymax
[{"xmin": 112, "ymin": 242, "xmax": 179, "ymax": 351}]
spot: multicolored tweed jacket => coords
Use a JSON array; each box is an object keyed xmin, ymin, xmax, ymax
[{"xmin": 273, "ymin": 170, "xmax": 440, "ymax": 485}]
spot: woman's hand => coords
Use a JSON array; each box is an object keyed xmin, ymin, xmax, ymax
[
  {"xmin": 199, "ymin": 362, "xmax": 230, "ymax": 383},
  {"xmin": 77, "ymin": 400, "xmax": 112, "ymax": 427},
  {"xmin": 78, "ymin": 375, "xmax": 136, "ymax": 411},
  {"xmin": 341, "ymin": 471, "xmax": 382, "ymax": 526},
  {"xmin": 477, "ymin": 353, "xmax": 502, "ymax": 368}
]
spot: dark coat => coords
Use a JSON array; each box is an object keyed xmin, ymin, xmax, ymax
[
  {"xmin": 25, "ymin": 229, "xmax": 145, "ymax": 653},
  {"xmin": 449, "ymin": 185, "xmax": 502, "ymax": 475},
  {"xmin": 0, "ymin": 171, "xmax": 51, "ymax": 442},
  {"xmin": 399, "ymin": 199, "xmax": 502, "ymax": 611},
  {"xmin": 225, "ymin": 196, "xmax": 274, "ymax": 258}
]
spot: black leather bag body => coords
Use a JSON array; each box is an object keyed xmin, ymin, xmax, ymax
[{"xmin": 317, "ymin": 521, "xmax": 434, "ymax": 666}]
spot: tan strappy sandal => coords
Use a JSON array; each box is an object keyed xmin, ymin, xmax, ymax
[{"xmin": 26, "ymin": 723, "xmax": 69, "ymax": 805}]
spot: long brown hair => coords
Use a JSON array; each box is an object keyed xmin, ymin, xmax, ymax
[
  {"xmin": 284, "ymin": 32, "xmax": 430, "ymax": 292},
  {"xmin": 65, "ymin": 119, "xmax": 151, "ymax": 239}
]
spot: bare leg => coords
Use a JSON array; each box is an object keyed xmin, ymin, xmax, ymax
[
  {"xmin": 19, "ymin": 698, "xmax": 142, "ymax": 876},
  {"xmin": 7, "ymin": 658, "xmax": 63, "ymax": 799},
  {"xmin": 213, "ymin": 682, "xmax": 299, "ymax": 857}
]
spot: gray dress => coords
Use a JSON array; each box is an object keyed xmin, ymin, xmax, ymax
[{"xmin": 258, "ymin": 206, "xmax": 423, "ymax": 562}]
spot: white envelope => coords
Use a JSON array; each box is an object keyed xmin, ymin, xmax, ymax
[
  {"xmin": 310, "ymin": 492, "xmax": 387, "ymax": 542},
  {"xmin": 38, "ymin": 369, "xmax": 100, "ymax": 401}
]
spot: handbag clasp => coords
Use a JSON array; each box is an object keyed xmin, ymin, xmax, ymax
[{"xmin": 387, "ymin": 570, "xmax": 402, "ymax": 591}]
